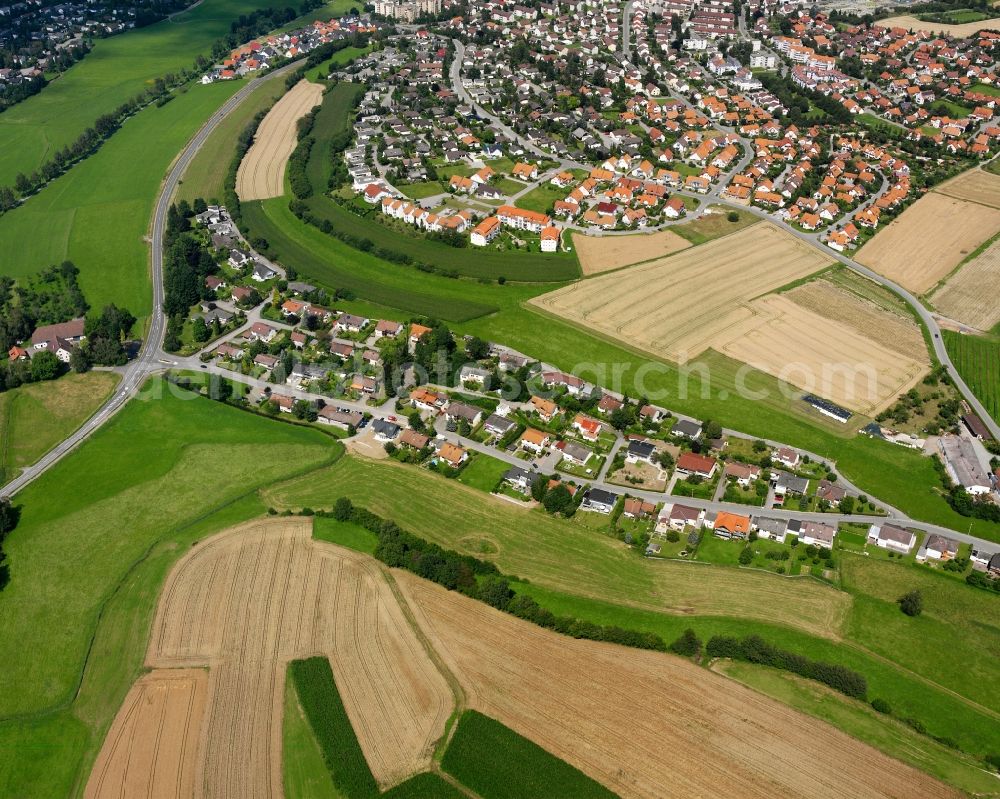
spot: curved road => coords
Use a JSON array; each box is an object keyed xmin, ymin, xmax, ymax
[
  {"xmin": 0, "ymin": 61, "xmax": 302, "ymax": 499},
  {"xmin": 3, "ymin": 53, "xmax": 999, "ymax": 555}
]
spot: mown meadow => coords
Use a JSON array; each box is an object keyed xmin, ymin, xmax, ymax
[{"xmin": 0, "ymin": 379, "xmax": 337, "ymax": 797}]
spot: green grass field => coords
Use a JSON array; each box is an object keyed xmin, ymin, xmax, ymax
[
  {"xmin": 261, "ymin": 453, "xmax": 1000, "ymax": 764},
  {"xmin": 441, "ymin": 710, "xmax": 617, "ymax": 799},
  {"xmin": 0, "ymin": 80, "xmax": 243, "ymax": 317},
  {"xmin": 175, "ymin": 76, "xmax": 287, "ymax": 204},
  {"xmin": 943, "ymin": 329, "xmax": 1000, "ymax": 419},
  {"xmin": 515, "ymin": 183, "xmax": 567, "ymax": 215},
  {"xmin": 456, "ymin": 453, "xmax": 509, "ymax": 492},
  {"xmin": 715, "ymin": 661, "xmax": 1000, "ymax": 796},
  {"xmin": 284, "ymin": 670, "xmax": 343, "ymax": 799},
  {"xmin": 0, "ymin": 371, "xmax": 119, "ymax": 485},
  {"xmin": 0, "ymin": 380, "xmax": 336, "ymax": 797},
  {"xmin": 0, "ymin": 0, "xmax": 286, "ymax": 186},
  {"xmin": 291, "ymin": 84, "xmax": 580, "ymax": 282},
  {"xmin": 313, "ymin": 516, "xmax": 379, "ymax": 554},
  {"xmin": 243, "ymin": 197, "xmax": 553, "ymax": 321}
]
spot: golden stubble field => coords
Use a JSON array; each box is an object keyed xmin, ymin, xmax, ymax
[
  {"xmin": 86, "ymin": 517, "xmax": 958, "ymax": 799},
  {"xmin": 573, "ymin": 229, "xmax": 691, "ymax": 275},
  {"xmin": 857, "ymin": 192, "xmax": 1000, "ymax": 294},
  {"xmin": 396, "ymin": 572, "xmax": 957, "ymax": 799},
  {"xmin": 236, "ymin": 80, "xmax": 324, "ymax": 201},
  {"xmin": 531, "ymin": 223, "xmax": 830, "ymax": 359},
  {"xmin": 931, "ymin": 237, "xmax": 1000, "ymax": 330},
  {"xmin": 876, "ymin": 14, "xmax": 1000, "ymax": 36},
  {"xmin": 935, "ymin": 168, "xmax": 1000, "ymax": 210},
  {"xmin": 533, "ymin": 224, "xmax": 927, "ymax": 413},
  {"xmin": 86, "ymin": 518, "xmax": 452, "ymax": 799}
]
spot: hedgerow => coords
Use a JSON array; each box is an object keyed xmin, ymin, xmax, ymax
[{"xmin": 706, "ymin": 634, "xmax": 868, "ymax": 700}]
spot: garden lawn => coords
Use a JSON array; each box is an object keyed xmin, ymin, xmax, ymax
[
  {"xmin": 0, "ymin": 80, "xmax": 244, "ymax": 316},
  {"xmin": 0, "ymin": 371, "xmax": 119, "ymax": 485},
  {"xmin": 456, "ymin": 453, "xmax": 509, "ymax": 492},
  {"xmin": 515, "ymin": 183, "xmax": 567, "ymax": 215},
  {"xmin": 0, "ymin": 0, "xmax": 285, "ymax": 185},
  {"xmin": 175, "ymin": 76, "xmax": 288, "ymax": 204}
]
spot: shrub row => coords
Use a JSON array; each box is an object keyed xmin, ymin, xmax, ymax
[
  {"xmin": 330, "ymin": 498, "xmax": 668, "ymax": 653},
  {"xmin": 706, "ymin": 634, "xmax": 868, "ymax": 700}
]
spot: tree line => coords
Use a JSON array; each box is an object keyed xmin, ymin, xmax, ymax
[
  {"xmin": 0, "ymin": 498, "xmax": 19, "ymax": 592},
  {"xmin": 318, "ymin": 498, "xmax": 670, "ymax": 652}
]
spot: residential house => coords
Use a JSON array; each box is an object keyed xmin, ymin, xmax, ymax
[
  {"xmin": 581, "ymin": 488, "xmax": 618, "ymax": 514},
  {"xmin": 672, "ymin": 419, "xmax": 702, "ymax": 439},
  {"xmin": 754, "ymin": 517, "xmax": 788, "ymax": 542},
  {"xmin": 919, "ymin": 534, "xmax": 958, "ymax": 561},
  {"xmin": 625, "ymin": 439, "xmax": 656, "ymax": 464},
  {"xmin": 399, "ymin": 428, "xmax": 430, "ymax": 450},
  {"xmin": 372, "ymin": 418, "xmax": 401, "ymax": 441},
  {"xmin": 714, "ymin": 511, "xmax": 752, "ymax": 540},
  {"xmin": 797, "ymin": 520, "xmax": 836, "ymax": 548},
  {"xmin": 868, "ymin": 523, "xmax": 916, "ymax": 553},
  {"xmin": 723, "ymin": 461, "xmax": 760, "ymax": 487},
  {"xmin": 520, "ymin": 428, "xmax": 551, "ymax": 453},
  {"xmin": 436, "ymin": 441, "xmax": 468, "ymax": 468},
  {"xmin": 676, "ymin": 452, "xmax": 717, "ymax": 479},
  {"xmin": 623, "ymin": 498, "xmax": 656, "ymax": 520}
]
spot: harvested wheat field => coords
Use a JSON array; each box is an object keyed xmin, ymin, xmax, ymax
[
  {"xmin": 786, "ymin": 279, "xmax": 928, "ymax": 361},
  {"xmin": 935, "ymin": 168, "xmax": 1000, "ymax": 209},
  {"xmin": 857, "ymin": 192, "xmax": 1000, "ymax": 293},
  {"xmin": 531, "ymin": 223, "xmax": 830, "ymax": 360},
  {"xmin": 84, "ymin": 669, "xmax": 207, "ymax": 799},
  {"xmin": 236, "ymin": 80, "xmax": 323, "ymax": 201},
  {"xmin": 876, "ymin": 14, "xmax": 1000, "ymax": 36},
  {"xmin": 91, "ymin": 518, "xmax": 453, "ymax": 799},
  {"xmin": 931, "ymin": 238, "xmax": 1000, "ymax": 330},
  {"xmin": 721, "ymin": 293, "xmax": 928, "ymax": 415},
  {"xmin": 397, "ymin": 572, "xmax": 956, "ymax": 799},
  {"xmin": 573, "ymin": 229, "xmax": 691, "ymax": 275}
]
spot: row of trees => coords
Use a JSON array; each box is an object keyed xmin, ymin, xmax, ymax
[
  {"xmin": 326, "ymin": 497, "xmax": 670, "ymax": 652},
  {"xmin": 0, "ymin": 499, "xmax": 19, "ymax": 592},
  {"xmin": 706, "ymin": 634, "xmax": 868, "ymax": 699}
]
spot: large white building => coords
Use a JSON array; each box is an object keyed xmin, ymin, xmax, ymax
[{"xmin": 374, "ymin": 0, "xmax": 441, "ymax": 21}]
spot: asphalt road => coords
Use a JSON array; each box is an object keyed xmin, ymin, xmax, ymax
[
  {"xmin": 0, "ymin": 62, "xmax": 302, "ymax": 499},
  {"xmin": 3, "ymin": 50, "xmax": 999, "ymax": 557}
]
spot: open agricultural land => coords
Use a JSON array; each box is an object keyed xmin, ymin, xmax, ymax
[
  {"xmin": 83, "ymin": 669, "xmax": 207, "ymax": 799},
  {"xmin": 935, "ymin": 167, "xmax": 1000, "ymax": 209},
  {"xmin": 103, "ymin": 517, "xmax": 451, "ymax": 796},
  {"xmin": 0, "ymin": 379, "xmax": 335, "ymax": 798},
  {"xmin": 874, "ymin": 14, "xmax": 1000, "ymax": 37},
  {"xmin": 236, "ymin": 80, "xmax": 324, "ymax": 201},
  {"xmin": 857, "ymin": 191, "xmax": 1000, "ymax": 294},
  {"xmin": 572, "ymin": 229, "xmax": 691, "ymax": 276},
  {"xmin": 263, "ymin": 455, "xmax": 851, "ymax": 640},
  {"xmin": 0, "ymin": 0, "xmax": 284, "ymax": 186},
  {"xmin": 0, "ymin": 371, "xmax": 119, "ymax": 485},
  {"xmin": 719, "ymin": 290, "xmax": 928, "ymax": 416},
  {"xmin": 529, "ymin": 225, "xmax": 925, "ymax": 414},
  {"xmin": 530, "ymin": 223, "xmax": 830, "ymax": 362},
  {"xmin": 175, "ymin": 78, "xmax": 288, "ymax": 204},
  {"xmin": 944, "ymin": 330, "xmax": 1000, "ymax": 419},
  {"xmin": 931, "ymin": 237, "xmax": 1000, "ymax": 330},
  {"xmin": 264, "ymin": 452, "xmax": 1000, "ymax": 765},
  {"xmin": 0, "ymin": 80, "xmax": 244, "ymax": 317},
  {"xmin": 398, "ymin": 571, "xmax": 956, "ymax": 799}
]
